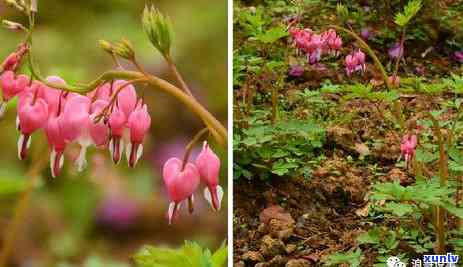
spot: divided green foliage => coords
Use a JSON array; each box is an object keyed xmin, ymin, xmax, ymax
[
  {"xmin": 235, "ymin": 8, "xmax": 267, "ymax": 38},
  {"xmin": 371, "ymin": 179, "xmax": 463, "ymax": 218},
  {"xmin": 133, "ymin": 241, "xmax": 227, "ymax": 267},
  {"xmin": 394, "ymin": 0, "xmax": 423, "ymax": 27},
  {"xmin": 234, "ymin": 110, "xmax": 325, "ymax": 179}
]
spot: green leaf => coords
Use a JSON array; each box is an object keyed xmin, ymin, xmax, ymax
[
  {"xmin": 442, "ymin": 203, "xmax": 463, "ymax": 219},
  {"xmin": 383, "ymin": 202, "xmax": 414, "ymax": 216},
  {"xmin": 357, "ymin": 228, "xmax": 382, "ymax": 245},
  {"xmin": 255, "ymin": 26, "xmax": 288, "ymax": 44},
  {"xmin": 84, "ymin": 256, "xmax": 129, "ymax": 267},
  {"xmin": 133, "ymin": 241, "xmax": 228, "ymax": 267},
  {"xmin": 0, "ymin": 176, "xmax": 27, "ymax": 196},
  {"xmin": 211, "ymin": 243, "xmax": 228, "ymax": 267},
  {"xmin": 324, "ymin": 248, "xmax": 364, "ymax": 267},
  {"xmin": 271, "ymin": 161, "xmax": 299, "ymax": 176},
  {"xmin": 133, "ymin": 245, "xmax": 192, "ymax": 267},
  {"xmin": 182, "ymin": 241, "xmax": 204, "ymax": 267}
]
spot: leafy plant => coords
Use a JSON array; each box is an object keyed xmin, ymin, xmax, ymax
[
  {"xmin": 234, "ymin": 109, "xmax": 325, "ymax": 179},
  {"xmin": 133, "ymin": 241, "xmax": 227, "ymax": 267},
  {"xmin": 323, "ymin": 248, "xmax": 364, "ymax": 267},
  {"xmin": 394, "ymin": 0, "xmax": 423, "ymax": 27}
]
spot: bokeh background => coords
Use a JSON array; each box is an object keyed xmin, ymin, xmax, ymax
[{"xmin": 0, "ymin": 0, "xmax": 228, "ymax": 266}]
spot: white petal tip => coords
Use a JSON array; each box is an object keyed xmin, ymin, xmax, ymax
[{"xmin": 0, "ymin": 102, "xmax": 5, "ymax": 118}]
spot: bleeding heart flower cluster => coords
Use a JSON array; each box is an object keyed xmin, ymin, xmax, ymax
[
  {"xmin": 345, "ymin": 50, "xmax": 366, "ymax": 76},
  {"xmin": 400, "ymin": 134, "xmax": 417, "ymax": 167},
  {"xmin": 163, "ymin": 141, "xmax": 223, "ymax": 224},
  {"xmin": 289, "ymin": 27, "xmax": 342, "ymax": 64},
  {"xmin": 0, "ymin": 68, "xmax": 151, "ymax": 178}
]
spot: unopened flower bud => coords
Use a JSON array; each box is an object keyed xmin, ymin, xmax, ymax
[
  {"xmin": 4, "ymin": 0, "xmax": 25, "ymax": 11},
  {"xmin": 98, "ymin": 39, "xmax": 114, "ymax": 54},
  {"xmin": 142, "ymin": 5, "xmax": 173, "ymax": 57},
  {"xmin": 114, "ymin": 38, "xmax": 135, "ymax": 60},
  {"xmin": 2, "ymin": 20, "xmax": 26, "ymax": 31}
]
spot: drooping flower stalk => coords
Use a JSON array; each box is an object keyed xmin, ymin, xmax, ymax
[{"xmin": 428, "ymin": 113, "xmax": 449, "ymax": 254}]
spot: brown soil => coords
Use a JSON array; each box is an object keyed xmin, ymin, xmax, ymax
[{"xmin": 233, "ymin": 156, "xmax": 380, "ymax": 267}]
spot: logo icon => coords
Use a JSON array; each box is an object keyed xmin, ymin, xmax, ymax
[{"xmin": 387, "ymin": 256, "xmax": 406, "ymax": 267}]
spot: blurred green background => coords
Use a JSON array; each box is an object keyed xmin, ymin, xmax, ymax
[{"xmin": 0, "ymin": 0, "xmax": 228, "ymax": 266}]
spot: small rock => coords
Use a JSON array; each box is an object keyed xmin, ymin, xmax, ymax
[
  {"xmin": 234, "ymin": 261, "xmax": 246, "ymax": 267},
  {"xmin": 285, "ymin": 259, "xmax": 311, "ymax": 267},
  {"xmin": 286, "ymin": 244, "xmax": 297, "ymax": 254},
  {"xmin": 242, "ymin": 251, "xmax": 264, "ymax": 263},
  {"xmin": 259, "ymin": 206, "xmax": 295, "ymax": 226},
  {"xmin": 354, "ymin": 143, "xmax": 370, "ymax": 156},
  {"xmin": 257, "ymin": 223, "xmax": 268, "ymax": 234},
  {"xmin": 268, "ymin": 255, "xmax": 286, "ymax": 267},
  {"xmin": 275, "ymin": 227, "xmax": 294, "ymax": 240},
  {"xmin": 260, "ymin": 235, "xmax": 286, "ymax": 258}
]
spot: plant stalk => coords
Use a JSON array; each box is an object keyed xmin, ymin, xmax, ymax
[
  {"xmin": 429, "ymin": 113, "xmax": 448, "ymax": 254},
  {"xmin": 181, "ymin": 127, "xmax": 209, "ymax": 170}
]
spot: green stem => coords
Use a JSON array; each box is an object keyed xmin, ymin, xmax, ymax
[
  {"xmin": 162, "ymin": 54, "xmax": 222, "ymax": 146},
  {"xmin": 165, "ymin": 54, "xmax": 195, "ymax": 98}
]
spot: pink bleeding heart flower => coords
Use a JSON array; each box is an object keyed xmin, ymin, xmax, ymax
[
  {"xmin": 1, "ymin": 43, "xmax": 28, "ymax": 72},
  {"xmin": 289, "ymin": 27, "xmax": 313, "ymax": 52},
  {"xmin": 0, "ymin": 71, "xmax": 29, "ymax": 101},
  {"xmin": 61, "ymin": 95, "xmax": 91, "ymax": 142},
  {"xmin": 400, "ymin": 134, "xmax": 417, "ymax": 168},
  {"xmin": 42, "ymin": 76, "xmax": 68, "ymax": 116},
  {"xmin": 345, "ymin": 50, "xmax": 366, "ymax": 76},
  {"xmin": 388, "ymin": 42, "xmax": 404, "ymax": 59},
  {"xmin": 126, "ymin": 103, "xmax": 151, "ymax": 168},
  {"xmin": 388, "ymin": 75, "xmax": 400, "ymax": 87},
  {"xmin": 45, "ymin": 113, "xmax": 67, "ymax": 177},
  {"xmin": 60, "ymin": 95, "xmax": 92, "ymax": 171},
  {"xmin": 114, "ymin": 80, "xmax": 137, "ymax": 118},
  {"xmin": 321, "ymin": 29, "xmax": 342, "ymax": 56},
  {"xmin": 89, "ymin": 100, "xmax": 110, "ymax": 147},
  {"xmin": 43, "ymin": 76, "xmax": 71, "ymax": 177},
  {"xmin": 17, "ymin": 94, "xmax": 49, "ymax": 160},
  {"xmin": 196, "ymin": 141, "xmax": 223, "ymax": 211},
  {"xmin": 453, "ymin": 51, "xmax": 463, "ymax": 63},
  {"xmin": 108, "ymin": 106, "xmax": 127, "ymax": 164},
  {"xmin": 288, "ymin": 65, "xmax": 304, "ymax": 77},
  {"xmin": 163, "ymin": 157, "xmax": 200, "ymax": 224},
  {"xmin": 305, "ymin": 34, "xmax": 323, "ymax": 64},
  {"xmin": 0, "ymin": 72, "xmax": 29, "ymax": 117},
  {"xmin": 88, "ymin": 82, "xmax": 112, "ymax": 102}
]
